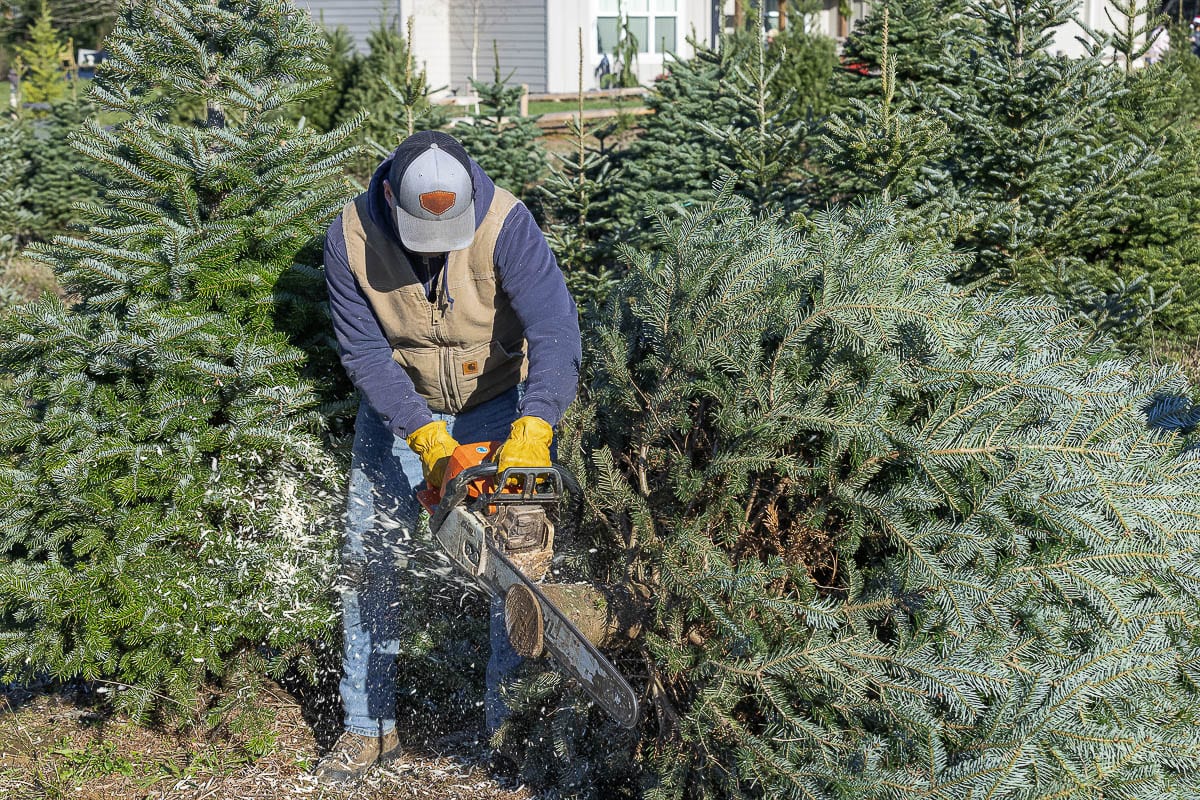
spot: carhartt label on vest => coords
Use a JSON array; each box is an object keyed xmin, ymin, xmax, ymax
[{"xmin": 462, "ymin": 361, "xmax": 480, "ymax": 376}]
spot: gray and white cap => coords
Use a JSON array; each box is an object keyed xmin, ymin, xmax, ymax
[{"xmin": 388, "ymin": 131, "xmax": 476, "ymax": 253}]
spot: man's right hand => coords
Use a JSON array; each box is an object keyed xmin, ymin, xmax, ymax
[{"xmin": 406, "ymin": 420, "xmax": 459, "ymax": 489}]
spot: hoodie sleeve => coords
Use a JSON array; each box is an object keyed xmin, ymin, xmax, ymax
[
  {"xmin": 324, "ymin": 215, "xmax": 435, "ymax": 439},
  {"xmin": 493, "ymin": 203, "xmax": 582, "ymax": 426}
]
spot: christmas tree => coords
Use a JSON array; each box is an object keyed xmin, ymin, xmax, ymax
[
  {"xmin": 807, "ymin": 7, "xmax": 950, "ymax": 216},
  {"xmin": 0, "ymin": 116, "xmax": 33, "ymax": 265},
  {"xmin": 604, "ymin": 10, "xmax": 641, "ymax": 90},
  {"xmin": 1160, "ymin": 21, "xmax": 1200, "ymax": 124},
  {"xmin": 608, "ymin": 40, "xmax": 731, "ymax": 243},
  {"xmin": 454, "ymin": 43, "xmax": 545, "ymax": 207},
  {"xmin": 0, "ymin": 0, "xmax": 359, "ymax": 720},
  {"xmin": 765, "ymin": 7, "xmax": 838, "ymax": 122},
  {"xmin": 832, "ymin": 0, "xmax": 971, "ymax": 107},
  {"xmin": 819, "ymin": 0, "xmax": 1200, "ymax": 345},
  {"xmin": 701, "ymin": 27, "xmax": 808, "ymax": 213},
  {"xmin": 292, "ymin": 24, "xmax": 361, "ymax": 133},
  {"xmin": 1105, "ymin": 0, "xmax": 1165, "ymax": 73},
  {"xmin": 15, "ymin": 0, "xmax": 70, "ymax": 109},
  {"xmin": 507, "ymin": 186, "xmax": 1200, "ymax": 798},
  {"xmin": 1077, "ymin": 11, "xmax": 1200, "ymax": 342},
  {"xmin": 341, "ymin": 15, "xmax": 444, "ymax": 176},
  {"xmin": 818, "ymin": 0, "xmax": 962, "ymax": 213},
  {"xmin": 537, "ymin": 33, "xmax": 625, "ymax": 308},
  {"xmin": 21, "ymin": 97, "xmax": 96, "ymax": 236},
  {"xmin": 611, "ymin": 30, "xmax": 809, "ymax": 248}
]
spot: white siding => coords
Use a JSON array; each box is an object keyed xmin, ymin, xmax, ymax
[
  {"xmin": 1052, "ymin": 0, "xmax": 1123, "ymax": 59},
  {"xmin": 450, "ymin": 0, "xmax": 548, "ymax": 96},
  {"xmin": 296, "ymin": 0, "xmax": 404, "ymax": 50},
  {"xmin": 546, "ymin": 3, "xmax": 591, "ymax": 93},
  {"xmin": 410, "ymin": 0, "xmax": 453, "ymax": 94}
]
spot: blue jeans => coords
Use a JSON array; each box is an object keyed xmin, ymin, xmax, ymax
[{"xmin": 338, "ymin": 387, "xmax": 523, "ymax": 737}]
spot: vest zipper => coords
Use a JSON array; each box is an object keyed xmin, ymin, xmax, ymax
[{"xmin": 431, "ymin": 292, "xmax": 451, "ymax": 411}]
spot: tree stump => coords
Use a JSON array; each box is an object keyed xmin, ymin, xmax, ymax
[{"xmin": 504, "ymin": 582, "xmax": 648, "ymax": 658}]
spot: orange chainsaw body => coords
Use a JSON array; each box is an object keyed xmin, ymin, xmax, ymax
[{"xmin": 417, "ymin": 441, "xmax": 502, "ymax": 512}]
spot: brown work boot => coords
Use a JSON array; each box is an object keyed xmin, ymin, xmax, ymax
[{"xmin": 313, "ymin": 729, "xmax": 401, "ymax": 786}]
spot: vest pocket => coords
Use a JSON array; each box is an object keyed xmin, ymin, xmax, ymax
[
  {"xmin": 456, "ymin": 339, "xmax": 526, "ymax": 410},
  {"xmin": 390, "ymin": 345, "xmax": 446, "ymax": 410}
]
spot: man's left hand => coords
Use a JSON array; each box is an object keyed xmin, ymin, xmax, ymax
[{"xmin": 496, "ymin": 416, "xmax": 553, "ymax": 474}]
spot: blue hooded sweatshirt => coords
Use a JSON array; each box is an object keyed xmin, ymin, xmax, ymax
[{"xmin": 324, "ymin": 152, "xmax": 582, "ymax": 439}]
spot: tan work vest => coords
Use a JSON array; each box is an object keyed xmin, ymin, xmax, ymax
[{"xmin": 340, "ymin": 188, "xmax": 529, "ymax": 414}]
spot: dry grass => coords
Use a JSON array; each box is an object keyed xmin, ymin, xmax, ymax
[
  {"xmin": 1, "ymin": 256, "xmax": 60, "ymax": 302},
  {"xmin": 0, "ymin": 684, "xmax": 538, "ymax": 800},
  {"xmin": 1148, "ymin": 335, "xmax": 1200, "ymax": 390}
]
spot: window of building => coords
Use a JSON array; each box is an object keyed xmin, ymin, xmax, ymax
[{"xmin": 597, "ymin": 0, "xmax": 679, "ymax": 55}]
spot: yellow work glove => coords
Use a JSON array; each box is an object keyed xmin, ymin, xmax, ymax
[
  {"xmin": 406, "ymin": 420, "xmax": 459, "ymax": 489},
  {"xmin": 496, "ymin": 416, "xmax": 554, "ymax": 474}
]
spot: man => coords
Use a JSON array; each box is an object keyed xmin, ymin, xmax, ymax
[{"xmin": 314, "ymin": 130, "xmax": 581, "ymax": 785}]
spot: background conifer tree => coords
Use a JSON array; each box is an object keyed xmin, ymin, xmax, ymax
[
  {"xmin": 1086, "ymin": 38, "xmax": 1200, "ymax": 342},
  {"xmin": 808, "ymin": 8, "xmax": 951, "ymax": 217},
  {"xmin": 611, "ymin": 30, "xmax": 810, "ymax": 247},
  {"xmin": 342, "ymin": 15, "xmax": 444, "ymax": 176},
  {"xmin": 0, "ymin": 0, "xmax": 359, "ymax": 720},
  {"xmin": 1106, "ymin": 0, "xmax": 1165, "ymax": 72},
  {"xmin": 15, "ymin": 0, "xmax": 69, "ymax": 109},
  {"xmin": 0, "ymin": 115, "xmax": 33, "ymax": 265},
  {"xmin": 359, "ymin": 16, "xmax": 450, "ymax": 170},
  {"xmin": 701, "ymin": 27, "xmax": 807, "ymax": 213},
  {"xmin": 600, "ymin": 8, "xmax": 641, "ymax": 89},
  {"xmin": 1161, "ymin": 21, "xmax": 1200, "ymax": 122},
  {"xmin": 21, "ymin": 98, "xmax": 95, "ymax": 236},
  {"xmin": 506, "ymin": 187, "xmax": 1200, "ymax": 798},
  {"xmin": 607, "ymin": 39, "xmax": 732, "ymax": 244},
  {"xmin": 538, "ymin": 33, "xmax": 625, "ymax": 307},
  {"xmin": 454, "ymin": 44, "xmax": 545, "ymax": 207},
  {"xmin": 821, "ymin": 0, "xmax": 1200, "ymax": 345},
  {"xmin": 765, "ymin": 14, "xmax": 837, "ymax": 122},
  {"xmin": 0, "ymin": 0, "xmax": 120, "ymax": 64},
  {"xmin": 292, "ymin": 24, "xmax": 361, "ymax": 133},
  {"xmin": 833, "ymin": 0, "xmax": 971, "ymax": 107}
]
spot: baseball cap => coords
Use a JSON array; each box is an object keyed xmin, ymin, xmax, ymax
[{"xmin": 388, "ymin": 131, "xmax": 476, "ymax": 252}]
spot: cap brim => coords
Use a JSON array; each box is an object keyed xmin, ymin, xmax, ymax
[{"xmin": 395, "ymin": 202, "xmax": 476, "ymax": 252}]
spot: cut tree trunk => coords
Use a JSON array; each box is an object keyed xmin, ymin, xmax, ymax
[{"xmin": 504, "ymin": 582, "xmax": 648, "ymax": 658}]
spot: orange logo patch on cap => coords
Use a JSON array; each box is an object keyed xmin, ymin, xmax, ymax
[{"xmin": 420, "ymin": 190, "xmax": 456, "ymax": 216}]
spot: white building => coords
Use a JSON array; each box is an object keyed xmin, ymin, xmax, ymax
[{"xmin": 293, "ymin": 1, "xmax": 1130, "ymax": 97}]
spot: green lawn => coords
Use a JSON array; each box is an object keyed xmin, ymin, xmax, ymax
[
  {"xmin": 527, "ymin": 96, "xmax": 645, "ymax": 116},
  {"xmin": 0, "ymin": 82, "xmax": 645, "ymax": 120}
]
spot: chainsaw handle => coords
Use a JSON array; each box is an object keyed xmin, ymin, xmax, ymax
[
  {"xmin": 430, "ymin": 462, "xmax": 499, "ymax": 533},
  {"xmin": 429, "ymin": 462, "xmax": 583, "ymax": 535}
]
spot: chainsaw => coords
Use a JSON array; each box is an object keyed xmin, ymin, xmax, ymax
[{"xmin": 417, "ymin": 442, "xmax": 640, "ymax": 729}]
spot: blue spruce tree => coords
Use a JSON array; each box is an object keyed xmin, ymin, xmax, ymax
[
  {"xmin": 0, "ymin": 0, "xmax": 359, "ymax": 719},
  {"xmin": 504, "ymin": 186, "xmax": 1200, "ymax": 798}
]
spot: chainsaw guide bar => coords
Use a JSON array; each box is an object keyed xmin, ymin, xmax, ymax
[{"xmin": 427, "ymin": 459, "xmax": 640, "ymax": 729}]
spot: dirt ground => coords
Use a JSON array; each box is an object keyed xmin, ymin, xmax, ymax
[{"xmin": 0, "ymin": 682, "xmax": 540, "ymax": 800}]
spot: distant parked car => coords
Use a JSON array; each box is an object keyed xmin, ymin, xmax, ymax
[{"xmin": 76, "ymin": 49, "xmax": 107, "ymax": 80}]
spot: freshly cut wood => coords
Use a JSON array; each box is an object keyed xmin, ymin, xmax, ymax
[{"xmin": 504, "ymin": 582, "xmax": 648, "ymax": 658}]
